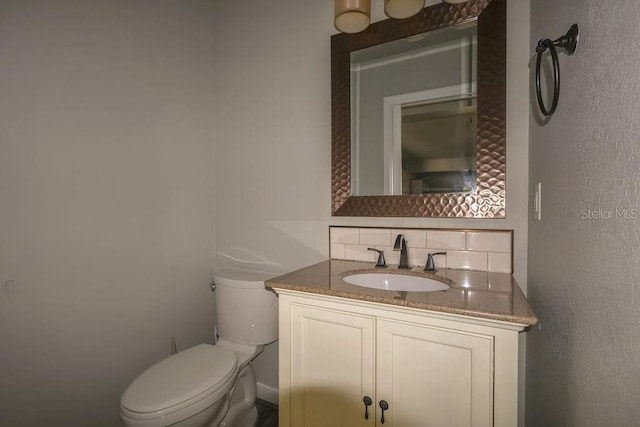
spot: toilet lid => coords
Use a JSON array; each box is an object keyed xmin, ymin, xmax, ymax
[{"xmin": 121, "ymin": 344, "xmax": 238, "ymax": 414}]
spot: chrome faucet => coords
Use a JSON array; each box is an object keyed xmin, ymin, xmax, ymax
[{"xmin": 393, "ymin": 234, "xmax": 409, "ymax": 269}]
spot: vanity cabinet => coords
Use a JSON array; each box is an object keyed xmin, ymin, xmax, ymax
[
  {"xmin": 289, "ymin": 303, "xmax": 375, "ymax": 426},
  {"xmin": 376, "ymin": 319, "xmax": 493, "ymax": 426},
  {"xmin": 277, "ymin": 291, "xmax": 525, "ymax": 427}
]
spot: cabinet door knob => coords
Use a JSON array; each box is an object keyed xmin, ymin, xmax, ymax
[
  {"xmin": 379, "ymin": 400, "xmax": 389, "ymax": 424},
  {"xmin": 363, "ymin": 396, "xmax": 372, "ymax": 420}
]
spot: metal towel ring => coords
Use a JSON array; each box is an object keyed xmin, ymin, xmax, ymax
[{"xmin": 535, "ymin": 24, "xmax": 579, "ymax": 117}]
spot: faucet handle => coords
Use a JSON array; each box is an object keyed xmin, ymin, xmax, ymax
[
  {"xmin": 424, "ymin": 252, "xmax": 446, "ymax": 272},
  {"xmin": 367, "ymin": 248, "xmax": 387, "ymax": 268}
]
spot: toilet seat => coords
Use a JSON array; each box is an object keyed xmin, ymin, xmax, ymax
[{"xmin": 120, "ymin": 344, "xmax": 238, "ymax": 424}]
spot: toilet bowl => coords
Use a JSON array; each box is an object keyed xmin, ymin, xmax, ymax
[{"xmin": 120, "ymin": 269, "xmax": 278, "ymax": 427}]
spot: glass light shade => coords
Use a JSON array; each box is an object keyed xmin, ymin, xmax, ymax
[
  {"xmin": 335, "ymin": 0, "xmax": 371, "ymax": 34},
  {"xmin": 442, "ymin": 0, "xmax": 470, "ymax": 4},
  {"xmin": 384, "ymin": 0, "xmax": 425, "ymax": 19}
]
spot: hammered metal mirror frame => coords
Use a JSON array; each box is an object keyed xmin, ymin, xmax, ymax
[{"xmin": 331, "ymin": 0, "xmax": 506, "ymax": 218}]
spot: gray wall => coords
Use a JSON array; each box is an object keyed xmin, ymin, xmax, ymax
[
  {"xmin": 211, "ymin": 0, "xmax": 334, "ymax": 394},
  {"xmin": 527, "ymin": 1, "xmax": 640, "ymax": 425},
  {"xmin": 0, "ymin": 1, "xmax": 216, "ymax": 425}
]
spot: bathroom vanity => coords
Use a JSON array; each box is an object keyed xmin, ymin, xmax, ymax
[{"xmin": 265, "ymin": 260, "xmax": 536, "ymax": 427}]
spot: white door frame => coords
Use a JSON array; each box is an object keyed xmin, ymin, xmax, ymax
[{"xmin": 382, "ymin": 83, "xmax": 476, "ymax": 195}]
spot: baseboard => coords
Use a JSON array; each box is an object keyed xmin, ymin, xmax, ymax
[{"xmin": 257, "ymin": 382, "xmax": 278, "ymax": 405}]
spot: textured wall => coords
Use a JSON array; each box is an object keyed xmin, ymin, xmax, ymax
[{"xmin": 527, "ymin": 1, "xmax": 640, "ymax": 425}]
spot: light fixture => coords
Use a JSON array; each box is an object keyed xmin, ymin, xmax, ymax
[
  {"xmin": 335, "ymin": 0, "xmax": 470, "ymax": 33},
  {"xmin": 334, "ymin": 0, "xmax": 371, "ymax": 34},
  {"xmin": 384, "ymin": 0, "xmax": 425, "ymax": 19}
]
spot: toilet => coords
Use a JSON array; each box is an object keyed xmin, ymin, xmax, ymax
[{"xmin": 120, "ymin": 269, "xmax": 278, "ymax": 427}]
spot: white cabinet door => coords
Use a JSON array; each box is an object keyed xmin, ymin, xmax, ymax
[
  {"xmin": 376, "ymin": 319, "xmax": 494, "ymax": 427},
  {"xmin": 289, "ymin": 303, "xmax": 376, "ymax": 427}
]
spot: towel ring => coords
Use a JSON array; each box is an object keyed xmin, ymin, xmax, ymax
[{"xmin": 535, "ymin": 24, "xmax": 579, "ymax": 117}]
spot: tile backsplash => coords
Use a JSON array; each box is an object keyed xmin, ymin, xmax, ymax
[{"xmin": 330, "ymin": 226, "xmax": 513, "ymax": 273}]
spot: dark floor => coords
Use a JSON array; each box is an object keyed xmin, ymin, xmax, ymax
[{"xmin": 256, "ymin": 398, "xmax": 278, "ymax": 427}]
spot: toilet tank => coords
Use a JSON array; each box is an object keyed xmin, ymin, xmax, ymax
[{"xmin": 213, "ymin": 269, "xmax": 279, "ymax": 346}]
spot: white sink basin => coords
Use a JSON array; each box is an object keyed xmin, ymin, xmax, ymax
[{"xmin": 343, "ymin": 273, "xmax": 450, "ymax": 292}]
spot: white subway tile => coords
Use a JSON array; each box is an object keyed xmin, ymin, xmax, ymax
[
  {"xmin": 427, "ymin": 231, "xmax": 466, "ymax": 250},
  {"xmin": 359, "ymin": 228, "xmax": 392, "ymax": 246},
  {"xmin": 408, "ymin": 248, "xmax": 428, "ymax": 268},
  {"xmin": 447, "ymin": 250, "xmax": 488, "ymax": 271},
  {"xmin": 392, "ymin": 229, "xmax": 427, "ymax": 248},
  {"xmin": 345, "ymin": 244, "xmax": 374, "ymax": 262},
  {"xmin": 330, "ymin": 243, "xmax": 346, "ymax": 260},
  {"xmin": 466, "ymin": 231, "xmax": 512, "ymax": 253},
  {"xmin": 330, "ymin": 227, "xmax": 359, "ymax": 244},
  {"xmin": 330, "ymin": 227, "xmax": 513, "ymax": 274},
  {"xmin": 488, "ymin": 252, "xmax": 512, "ymax": 273}
]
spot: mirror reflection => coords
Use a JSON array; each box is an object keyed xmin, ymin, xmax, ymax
[{"xmin": 350, "ymin": 24, "xmax": 477, "ymax": 196}]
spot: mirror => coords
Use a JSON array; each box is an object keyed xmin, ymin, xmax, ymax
[
  {"xmin": 332, "ymin": 0, "xmax": 506, "ymax": 217},
  {"xmin": 351, "ymin": 25, "xmax": 478, "ymax": 196}
]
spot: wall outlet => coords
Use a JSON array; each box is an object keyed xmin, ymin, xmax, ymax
[{"xmin": 534, "ymin": 182, "xmax": 542, "ymax": 221}]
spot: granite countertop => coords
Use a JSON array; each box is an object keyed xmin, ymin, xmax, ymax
[{"xmin": 265, "ymin": 259, "xmax": 537, "ymax": 326}]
